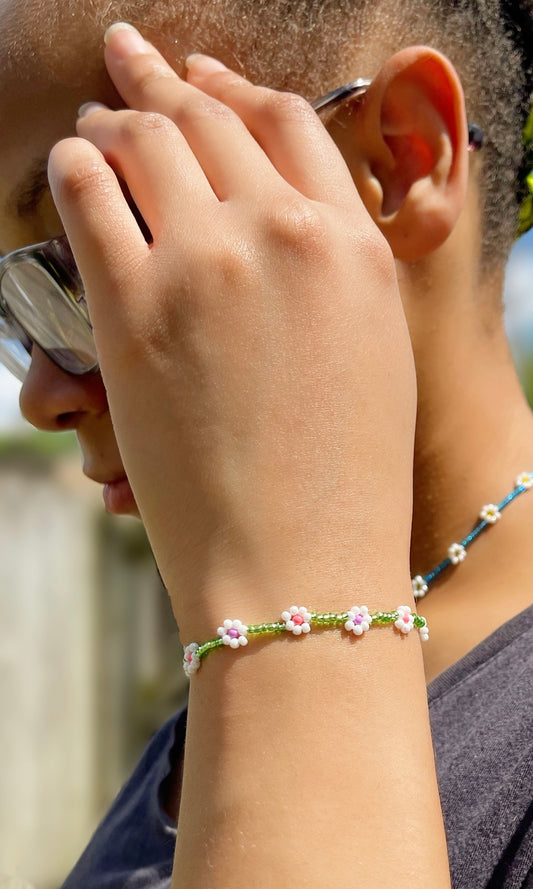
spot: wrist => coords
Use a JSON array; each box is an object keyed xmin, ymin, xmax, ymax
[
  {"xmin": 176, "ymin": 600, "xmax": 447, "ymax": 889},
  {"xmin": 182, "ymin": 601, "xmax": 429, "ymax": 677},
  {"xmin": 175, "ymin": 564, "xmax": 415, "ymax": 656}
]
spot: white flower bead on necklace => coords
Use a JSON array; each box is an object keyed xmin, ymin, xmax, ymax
[
  {"xmin": 412, "ymin": 575, "xmax": 429, "ymax": 598},
  {"xmin": 480, "ymin": 503, "xmax": 501, "ymax": 523},
  {"xmin": 448, "ymin": 542, "xmax": 467, "ymax": 565},
  {"xmin": 516, "ymin": 471, "xmax": 533, "ymax": 489}
]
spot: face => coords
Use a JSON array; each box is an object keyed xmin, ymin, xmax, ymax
[{"xmin": 0, "ymin": 11, "xmax": 142, "ymax": 513}]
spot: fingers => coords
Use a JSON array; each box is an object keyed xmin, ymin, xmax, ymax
[
  {"xmin": 103, "ymin": 22, "xmax": 186, "ymax": 112},
  {"xmin": 101, "ymin": 25, "xmax": 282, "ymax": 201},
  {"xmin": 76, "ymin": 107, "xmax": 216, "ymax": 235},
  {"xmin": 102, "ymin": 24, "xmax": 359, "ymax": 206},
  {"xmin": 47, "ymin": 137, "xmax": 149, "ymax": 347},
  {"xmin": 185, "ymin": 56, "xmax": 358, "ymax": 205}
]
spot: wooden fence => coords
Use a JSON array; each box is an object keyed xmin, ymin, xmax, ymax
[{"xmin": 0, "ymin": 450, "xmax": 186, "ymax": 888}]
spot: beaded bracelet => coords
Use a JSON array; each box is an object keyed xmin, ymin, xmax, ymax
[{"xmin": 182, "ymin": 604, "xmax": 429, "ymax": 676}]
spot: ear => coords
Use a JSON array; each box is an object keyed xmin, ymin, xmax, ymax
[{"xmin": 329, "ymin": 47, "xmax": 469, "ymax": 262}]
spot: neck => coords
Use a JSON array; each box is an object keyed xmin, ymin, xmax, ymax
[
  {"xmin": 411, "ymin": 348, "xmax": 533, "ymax": 577},
  {"xmin": 404, "ymin": 259, "xmax": 533, "ymax": 679},
  {"xmin": 404, "ymin": 249, "xmax": 533, "ymax": 569}
]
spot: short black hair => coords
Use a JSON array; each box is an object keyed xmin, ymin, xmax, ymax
[
  {"xmin": 7, "ymin": 0, "xmax": 533, "ymax": 264},
  {"xmin": 229, "ymin": 0, "xmax": 533, "ymax": 264}
]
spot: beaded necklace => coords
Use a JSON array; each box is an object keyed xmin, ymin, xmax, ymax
[{"xmin": 412, "ymin": 471, "xmax": 533, "ymax": 599}]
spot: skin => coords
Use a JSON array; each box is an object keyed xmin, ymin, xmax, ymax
[{"xmin": 1, "ymin": 8, "xmax": 532, "ymax": 887}]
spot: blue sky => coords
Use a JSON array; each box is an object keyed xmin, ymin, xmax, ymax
[
  {"xmin": 0, "ymin": 363, "xmax": 24, "ymax": 430},
  {"xmin": 1, "ymin": 229, "xmax": 533, "ymax": 431},
  {"xmin": 504, "ymin": 229, "xmax": 533, "ymax": 361}
]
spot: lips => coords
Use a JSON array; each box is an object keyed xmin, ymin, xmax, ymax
[
  {"xmin": 82, "ymin": 461, "xmax": 140, "ymax": 517},
  {"xmin": 102, "ymin": 476, "xmax": 139, "ymax": 515}
]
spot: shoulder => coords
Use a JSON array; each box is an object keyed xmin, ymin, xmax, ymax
[
  {"xmin": 429, "ymin": 605, "xmax": 533, "ymax": 889},
  {"xmin": 60, "ymin": 708, "xmax": 185, "ymax": 889}
]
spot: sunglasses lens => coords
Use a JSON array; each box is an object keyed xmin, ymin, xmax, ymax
[
  {"xmin": 0, "ymin": 259, "xmax": 98, "ymax": 376},
  {"xmin": 0, "ymin": 313, "xmax": 31, "ymax": 383}
]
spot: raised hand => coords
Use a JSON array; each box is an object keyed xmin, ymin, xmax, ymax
[{"xmin": 48, "ymin": 26, "xmax": 416, "ymax": 642}]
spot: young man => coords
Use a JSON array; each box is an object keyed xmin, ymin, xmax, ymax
[{"xmin": 0, "ymin": 1, "xmax": 532, "ymax": 887}]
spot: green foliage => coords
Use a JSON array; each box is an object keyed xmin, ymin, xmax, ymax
[
  {"xmin": 0, "ymin": 428, "xmax": 78, "ymax": 462},
  {"xmin": 517, "ymin": 106, "xmax": 533, "ymax": 236},
  {"xmin": 522, "ymin": 356, "xmax": 533, "ymax": 408}
]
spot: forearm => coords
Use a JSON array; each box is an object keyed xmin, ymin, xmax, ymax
[
  {"xmin": 172, "ymin": 570, "xmax": 450, "ymax": 889},
  {"xmin": 48, "ymin": 30, "xmax": 438, "ymax": 886}
]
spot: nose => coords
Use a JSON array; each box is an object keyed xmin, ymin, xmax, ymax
[{"xmin": 19, "ymin": 345, "xmax": 109, "ymax": 431}]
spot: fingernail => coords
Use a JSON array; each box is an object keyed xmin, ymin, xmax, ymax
[
  {"xmin": 185, "ymin": 54, "xmax": 228, "ymax": 75},
  {"xmin": 78, "ymin": 101, "xmax": 109, "ymax": 118},
  {"xmin": 104, "ymin": 22, "xmax": 147, "ymax": 54}
]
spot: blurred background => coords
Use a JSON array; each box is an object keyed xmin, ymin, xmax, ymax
[{"xmin": 0, "ymin": 229, "xmax": 532, "ymax": 888}]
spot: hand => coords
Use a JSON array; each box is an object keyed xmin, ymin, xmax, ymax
[{"xmin": 48, "ymin": 28, "xmax": 416, "ymax": 641}]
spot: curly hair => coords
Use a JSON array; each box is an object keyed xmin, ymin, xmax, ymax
[{"xmin": 6, "ymin": 0, "xmax": 533, "ymax": 263}]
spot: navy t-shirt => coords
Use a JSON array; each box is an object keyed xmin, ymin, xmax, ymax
[{"xmin": 61, "ymin": 605, "xmax": 533, "ymax": 889}]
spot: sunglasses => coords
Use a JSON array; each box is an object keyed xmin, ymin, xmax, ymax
[{"xmin": 0, "ymin": 79, "xmax": 483, "ymax": 383}]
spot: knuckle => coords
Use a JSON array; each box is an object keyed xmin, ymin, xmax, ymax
[
  {"xmin": 175, "ymin": 94, "xmax": 235, "ymax": 128},
  {"xmin": 214, "ymin": 241, "xmax": 255, "ymax": 290},
  {"xmin": 265, "ymin": 199, "xmax": 328, "ymax": 258},
  {"xmin": 212, "ymin": 71, "xmax": 253, "ymax": 102},
  {"xmin": 262, "ymin": 90, "xmax": 313, "ymax": 124},
  {"xmin": 132, "ymin": 60, "xmax": 176, "ymax": 99},
  {"xmin": 120, "ymin": 110, "xmax": 174, "ymax": 142},
  {"xmin": 57, "ymin": 161, "xmax": 113, "ymax": 203},
  {"xmin": 195, "ymin": 237, "xmax": 255, "ymax": 295},
  {"xmin": 134, "ymin": 309, "xmax": 177, "ymax": 358}
]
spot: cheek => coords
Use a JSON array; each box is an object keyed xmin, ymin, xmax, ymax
[
  {"xmin": 0, "ymin": 190, "xmax": 64, "ymax": 254},
  {"xmin": 76, "ymin": 405, "xmax": 123, "ymax": 459},
  {"xmin": 35, "ymin": 190, "xmax": 65, "ymax": 239}
]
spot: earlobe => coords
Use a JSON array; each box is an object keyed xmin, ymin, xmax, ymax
[{"xmin": 330, "ymin": 47, "xmax": 469, "ymax": 262}]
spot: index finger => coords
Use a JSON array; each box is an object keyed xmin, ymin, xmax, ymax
[{"xmin": 48, "ymin": 137, "xmax": 150, "ymax": 359}]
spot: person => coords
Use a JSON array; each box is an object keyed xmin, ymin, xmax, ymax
[{"xmin": 0, "ymin": 0, "xmax": 532, "ymax": 887}]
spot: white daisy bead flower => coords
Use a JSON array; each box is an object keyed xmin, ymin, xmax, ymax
[
  {"xmin": 412, "ymin": 575, "xmax": 428, "ymax": 598},
  {"xmin": 448, "ymin": 542, "xmax": 467, "ymax": 565},
  {"xmin": 418, "ymin": 619, "xmax": 430, "ymax": 643},
  {"xmin": 394, "ymin": 605, "xmax": 415, "ymax": 634},
  {"xmin": 516, "ymin": 471, "xmax": 533, "ymax": 489},
  {"xmin": 281, "ymin": 605, "xmax": 312, "ymax": 635},
  {"xmin": 480, "ymin": 503, "xmax": 501, "ymax": 524},
  {"xmin": 217, "ymin": 619, "xmax": 249, "ymax": 649},
  {"xmin": 344, "ymin": 605, "xmax": 372, "ymax": 636},
  {"xmin": 183, "ymin": 643, "xmax": 201, "ymax": 677}
]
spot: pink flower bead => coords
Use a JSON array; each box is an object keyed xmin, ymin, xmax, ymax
[
  {"xmin": 394, "ymin": 606, "xmax": 415, "ymax": 634},
  {"xmin": 281, "ymin": 606, "xmax": 312, "ymax": 635},
  {"xmin": 344, "ymin": 605, "xmax": 372, "ymax": 636},
  {"xmin": 217, "ymin": 619, "xmax": 249, "ymax": 649},
  {"xmin": 183, "ymin": 643, "xmax": 201, "ymax": 677}
]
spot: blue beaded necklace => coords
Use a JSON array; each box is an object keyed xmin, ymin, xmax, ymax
[{"xmin": 412, "ymin": 471, "xmax": 533, "ymax": 599}]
